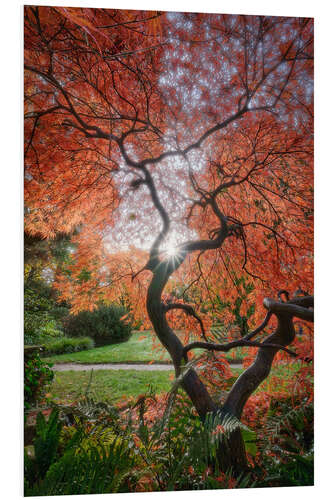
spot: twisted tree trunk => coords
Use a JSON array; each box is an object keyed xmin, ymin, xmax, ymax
[{"xmin": 147, "ymin": 261, "xmax": 218, "ymax": 418}]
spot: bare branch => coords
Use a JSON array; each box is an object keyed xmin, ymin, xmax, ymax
[
  {"xmin": 183, "ymin": 338, "xmax": 296, "ymax": 357},
  {"xmin": 164, "ymin": 302, "xmax": 209, "ymax": 342},
  {"xmin": 243, "ymin": 311, "xmax": 273, "ymax": 341}
]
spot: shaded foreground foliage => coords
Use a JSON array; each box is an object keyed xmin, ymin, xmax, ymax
[{"xmin": 25, "ymin": 381, "xmax": 313, "ymax": 495}]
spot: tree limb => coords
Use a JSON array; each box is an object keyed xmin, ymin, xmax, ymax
[
  {"xmin": 183, "ymin": 338, "xmax": 296, "ymax": 357},
  {"xmin": 263, "ymin": 297, "xmax": 314, "ymax": 321},
  {"xmin": 164, "ymin": 302, "xmax": 209, "ymax": 342}
]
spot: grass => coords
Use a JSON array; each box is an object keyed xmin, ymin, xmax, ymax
[
  {"xmin": 44, "ymin": 331, "xmax": 306, "ymax": 407},
  {"xmin": 44, "ymin": 331, "xmax": 246, "ymax": 365},
  {"xmin": 49, "ymin": 369, "xmax": 174, "ymax": 405},
  {"xmin": 44, "ymin": 331, "xmax": 171, "ymax": 364},
  {"xmin": 48, "ymin": 362, "xmax": 305, "ymax": 407}
]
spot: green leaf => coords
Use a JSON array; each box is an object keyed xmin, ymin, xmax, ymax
[{"xmin": 241, "ymin": 428, "xmax": 257, "ymax": 457}]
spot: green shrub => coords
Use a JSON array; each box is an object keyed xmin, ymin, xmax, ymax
[
  {"xmin": 24, "ymin": 287, "xmax": 66, "ymax": 345},
  {"xmin": 42, "ymin": 336, "xmax": 94, "ymax": 355},
  {"xmin": 24, "ymin": 348, "xmax": 54, "ymax": 413},
  {"xmin": 63, "ymin": 305, "xmax": 132, "ymax": 347}
]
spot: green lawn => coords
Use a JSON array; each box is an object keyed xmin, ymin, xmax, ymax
[
  {"xmin": 44, "ymin": 331, "xmax": 171, "ymax": 364},
  {"xmin": 50, "ymin": 366, "xmax": 241, "ymax": 406},
  {"xmin": 50, "ymin": 369, "xmax": 174, "ymax": 405},
  {"xmin": 48, "ymin": 362, "xmax": 306, "ymax": 406},
  {"xmin": 44, "ymin": 331, "xmax": 245, "ymax": 365}
]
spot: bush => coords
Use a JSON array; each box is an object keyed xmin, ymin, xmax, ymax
[
  {"xmin": 63, "ymin": 305, "xmax": 132, "ymax": 347},
  {"xmin": 24, "ymin": 287, "xmax": 66, "ymax": 345},
  {"xmin": 42, "ymin": 336, "xmax": 94, "ymax": 356},
  {"xmin": 24, "ymin": 348, "xmax": 54, "ymax": 413}
]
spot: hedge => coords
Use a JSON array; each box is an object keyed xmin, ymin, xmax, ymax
[{"xmin": 42, "ymin": 337, "xmax": 94, "ymax": 356}]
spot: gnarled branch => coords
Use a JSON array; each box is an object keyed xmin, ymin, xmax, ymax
[{"xmin": 263, "ymin": 296, "xmax": 314, "ymax": 322}]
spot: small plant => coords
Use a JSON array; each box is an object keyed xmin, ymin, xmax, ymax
[
  {"xmin": 24, "ymin": 349, "xmax": 54, "ymax": 413},
  {"xmin": 63, "ymin": 304, "xmax": 132, "ymax": 347},
  {"xmin": 25, "ymin": 408, "xmax": 63, "ymax": 486}
]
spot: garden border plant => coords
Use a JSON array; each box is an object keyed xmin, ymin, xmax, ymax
[
  {"xmin": 24, "ymin": 347, "xmax": 54, "ymax": 414},
  {"xmin": 42, "ymin": 336, "xmax": 94, "ymax": 356}
]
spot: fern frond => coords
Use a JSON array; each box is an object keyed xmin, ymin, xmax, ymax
[{"xmin": 259, "ymin": 400, "xmax": 313, "ymax": 452}]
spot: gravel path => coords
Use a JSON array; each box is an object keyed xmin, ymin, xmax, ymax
[{"xmin": 52, "ymin": 362, "xmax": 243, "ymax": 372}]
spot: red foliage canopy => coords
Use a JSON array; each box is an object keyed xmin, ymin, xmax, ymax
[{"xmin": 24, "ymin": 7, "xmax": 313, "ymax": 342}]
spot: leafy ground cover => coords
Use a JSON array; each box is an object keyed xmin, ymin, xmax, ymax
[
  {"xmin": 44, "ymin": 331, "xmax": 246, "ymax": 364},
  {"xmin": 26, "ymin": 365, "xmax": 313, "ymax": 495}
]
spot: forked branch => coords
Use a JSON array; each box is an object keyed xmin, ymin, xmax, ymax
[{"xmin": 223, "ymin": 290, "xmax": 314, "ymax": 418}]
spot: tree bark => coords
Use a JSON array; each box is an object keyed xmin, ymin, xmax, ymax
[
  {"xmin": 146, "ymin": 262, "xmax": 217, "ymax": 418},
  {"xmin": 217, "ymin": 295, "xmax": 313, "ymax": 472},
  {"xmin": 146, "ymin": 257, "xmax": 313, "ymax": 475},
  {"xmin": 146, "ymin": 262, "xmax": 247, "ymax": 471}
]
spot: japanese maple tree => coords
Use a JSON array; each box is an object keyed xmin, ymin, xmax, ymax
[{"xmin": 24, "ymin": 6, "xmax": 313, "ymax": 471}]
